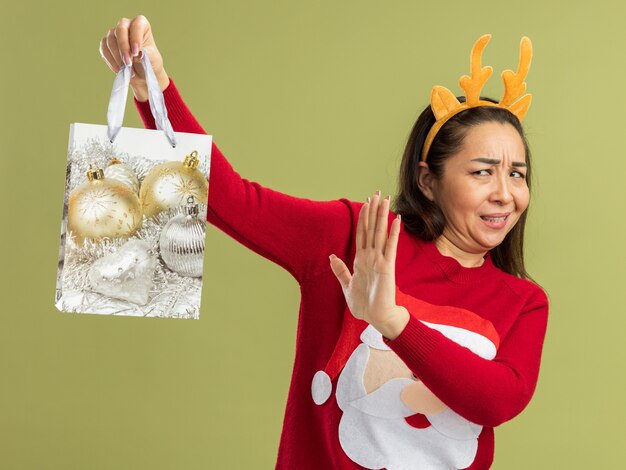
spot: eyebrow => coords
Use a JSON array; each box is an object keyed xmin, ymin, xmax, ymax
[{"xmin": 471, "ymin": 157, "xmax": 527, "ymax": 168}]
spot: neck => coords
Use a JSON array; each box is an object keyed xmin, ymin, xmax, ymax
[{"xmin": 435, "ymin": 235, "xmax": 487, "ymax": 268}]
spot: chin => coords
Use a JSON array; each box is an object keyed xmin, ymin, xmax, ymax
[
  {"xmin": 479, "ymin": 233, "xmax": 507, "ymax": 250},
  {"xmin": 487, "ymin": 240, "xmax": 504, "ymax": 250},
  {"xmin": 469, "ymin": 222, "xmax": 512, "ymax": 249}
]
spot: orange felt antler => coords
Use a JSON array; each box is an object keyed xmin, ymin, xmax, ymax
[
  {"xmin": 500, "ymin": 36, "xmax": 533, "ymax": 120},
  {"xmin": 459, "ymin": 34, "xmax": 493, "ymax": 107}
]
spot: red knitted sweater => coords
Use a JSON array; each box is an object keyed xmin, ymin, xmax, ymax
[{"xmin": 134, "ymin": 78, "xmax": 549, "ymax": 470}]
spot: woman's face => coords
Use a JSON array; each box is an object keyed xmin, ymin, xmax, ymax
[{"xmin": 418, "ymin": 121, "xmax": 530, "ymax": 254}]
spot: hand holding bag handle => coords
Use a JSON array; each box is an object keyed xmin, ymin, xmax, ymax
[{"xmin": 107, "ymin": 48, "xmax": 176, "ymax": 147}]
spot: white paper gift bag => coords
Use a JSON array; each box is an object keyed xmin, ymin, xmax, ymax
[{"xmin": 55, "ymin": 50, "xmax": 212, "ymax": 319}]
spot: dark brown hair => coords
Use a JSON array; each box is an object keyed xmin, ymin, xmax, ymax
[{"xmin": 392, "ymin": 97, "xmax": 538, "ymax": 284}]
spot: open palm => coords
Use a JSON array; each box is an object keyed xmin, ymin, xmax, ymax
[{"xmin": 329, "ymin": 191, "xmax": 403, "ymax": 332}]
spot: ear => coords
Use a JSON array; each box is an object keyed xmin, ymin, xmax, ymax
[{"xmin": 417, "ymin": 161, "xmax": 436, "ymax": 202}]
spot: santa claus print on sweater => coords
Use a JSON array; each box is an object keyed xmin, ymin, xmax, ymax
[{"xmin": 312, "ymin": 287, "xmax": 500, "ymax": 470}]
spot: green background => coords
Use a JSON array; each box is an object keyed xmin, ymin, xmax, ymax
[{"xmin": 1, "ymin": 0, "xmax": 624, "ymax": 468}]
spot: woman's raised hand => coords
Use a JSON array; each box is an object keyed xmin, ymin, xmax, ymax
[
  {"xmin": 329, "ymin": 190, "xmax": 410, "ymax": 340},
  {"xmin": 98, "ymin": 15, "xmax": 169, "ymax": 101}
]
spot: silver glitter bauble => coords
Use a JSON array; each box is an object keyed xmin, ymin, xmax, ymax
[
  {"xmin": 104, "ymin": 157, "xmax": 140, "ymax": 194},
  {"xmin": 88, "ymin": 239, "xmax": 157, "ymax": 305},
  {"xmin": 159, "ymin": 196, "xmax": 205, "ymax": 277}
]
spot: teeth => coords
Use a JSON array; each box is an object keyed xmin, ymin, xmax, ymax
[{"xmin": 482, "ymin": 216, "xmax": 506, "ymax": 222}]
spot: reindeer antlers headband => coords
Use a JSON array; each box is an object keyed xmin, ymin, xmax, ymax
[{"xmin": 421, "ymin": 34, "xmax": 533, "ymax": 162}]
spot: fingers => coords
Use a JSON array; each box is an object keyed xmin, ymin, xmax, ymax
[
  {"xmin": 356, "ymin": 198, "xmax": 369, "ymax": 251},
  {"xmin": 358, "ymin": 190, "xmax": 400, "ymax": 260},
  {"xmin": 106, "ymin": 28, "xmax": 124, "ymax": 71},
  {"xmin": 366, "ymin": 191, "xmax": 380, "ymax": 248},
  {"xmin": 329, "ymin": 254, "xmax": 351, "ymax": 290},
  {"xmin": 99, "ymin": 35, "xmax": 120, "ymax": 73},
  {"xmin": 114, "ymin": 18, "xmax": 132, "ymax": 66},
  {"xmin": 129, "ymin": 15, "xmax": 150, "ymax": 58},
  {"xmin": 364, "ymin": 190, "xmax": 391, "ymax": 252},
  {"xmin": 98, "ymin": 15, "xmax": 152, "ymax": 74},
  {"xmin": 374, "ymin": 195, "xmax": 390, "ymax": 252},
  {"xmin": 384, "ymin": 214, "xmax": 401, "ymax": 263}
]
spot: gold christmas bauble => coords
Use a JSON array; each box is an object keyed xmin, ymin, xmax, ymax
[
  {"xmin": 139, "ymin": 151, "xmax": 208, "ymax": 219},
  {"xmin": 68, "ymin": 166, "xmax": 143, "ymax": 242}
]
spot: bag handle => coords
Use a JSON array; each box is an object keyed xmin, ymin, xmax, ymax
[{"xmin": 107, "ymin": 48, "xmax": 177, "ymax": 147}]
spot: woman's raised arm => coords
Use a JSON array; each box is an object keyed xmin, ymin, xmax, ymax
[{"xmin": 99, "ymin": 16, "xmax": 359, "ymax": 284}]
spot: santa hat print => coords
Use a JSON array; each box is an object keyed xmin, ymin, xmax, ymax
[
  {"xmin": 311, "ymin": 286, "xmax": 500, "ymax": 405},
  {"xmin": 392, "ymin": 286, "xmax": 500, "ymax": 360}
]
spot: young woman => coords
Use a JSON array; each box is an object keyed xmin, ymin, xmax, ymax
[{"xmin": 99, "ymin": 16, "xmax": 549, "ymax": 469}]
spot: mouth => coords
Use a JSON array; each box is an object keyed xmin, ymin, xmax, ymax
[{"xmin": 480, "ymin": 214, "xmax": 509, "ymax": 228}]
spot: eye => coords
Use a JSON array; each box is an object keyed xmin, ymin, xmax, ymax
[{"xmin": 473, "ymin": 169, "xmax": 526, "ymax": 179}]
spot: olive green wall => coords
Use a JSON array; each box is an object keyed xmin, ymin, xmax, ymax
[{"xmin": 1, "ymin": 1, "xmax": 624, "ymax": 468}]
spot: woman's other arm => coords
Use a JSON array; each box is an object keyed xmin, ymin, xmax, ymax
[{"xmin": 386, "ymin": 288, "xmax": 549, "ymax": 428}]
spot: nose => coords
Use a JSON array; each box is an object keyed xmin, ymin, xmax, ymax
[{"xmin": 490, "ymin": 172, "xmax": 514, "ymax": 205}]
